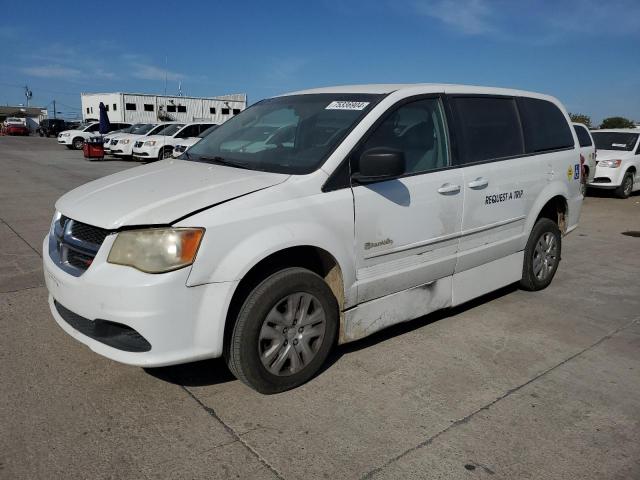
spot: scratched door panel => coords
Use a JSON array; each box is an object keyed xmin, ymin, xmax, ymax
[{"xmin": 353, "ymin": 168, "xmax": 464, "ymax": 303}]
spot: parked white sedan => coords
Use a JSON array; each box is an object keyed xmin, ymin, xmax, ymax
[
  {"xmin": 589, "ymin": 129, "xmax": 640, "ymax": 198},
  {"xmin": 132, "ymin": 122, "xmax": 215, "ymax": 161},
  {"xmin": 171, "ymin": 124, "xmax": 218, "ymax": 158}
]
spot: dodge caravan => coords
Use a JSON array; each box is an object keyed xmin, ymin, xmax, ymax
[
  {"xmin": 43, "ymin": 84, "xmax": 583, "ymax": 393},
  {"xmin": 588, "ymin": 129, "xmax": 639, "ymax": 198}
]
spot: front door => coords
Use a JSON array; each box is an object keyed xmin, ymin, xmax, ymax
[{"xmin": 351, "ymin": 97, "xmax": 464, "ymax": 303}]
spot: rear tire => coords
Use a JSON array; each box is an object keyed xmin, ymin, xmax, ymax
[
  {"xmin": 225, "ymin": 267, "xmax": 338, "ymax": 394},
  {"xmin": 520, "ymin": 218, "xmax": 561, "ymax": 291},
  {"xmin": 615, "ymin": 171, "xmax": 634, "ymax": 199}
]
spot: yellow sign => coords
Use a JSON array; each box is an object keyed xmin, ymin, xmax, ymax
[{"xmin": 567, "ymin": 166, "xmax": 573, "ymax": 180}]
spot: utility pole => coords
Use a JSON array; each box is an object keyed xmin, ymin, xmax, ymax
[{"xmin": 53, "ymin": 100, "xmax": 56, "ymax": 119}]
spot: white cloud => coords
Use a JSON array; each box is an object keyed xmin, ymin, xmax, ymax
[
  {"xmin": 131, "ymin": 64, "xmax": 185, "ymax": 82},
  {"xmin": 414, "ymin": 0, "xmax": 494, "ymax": 35},
  {"xmin": 20, "ymin": 65, "xmax": 82, "ymax": 79}
]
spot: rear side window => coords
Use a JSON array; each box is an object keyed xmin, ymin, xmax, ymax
[
  {"xmin": 518, "ymin": 98, "xmax": 574, "ymax": 153},
  {"xmin": 573, "ymin": 124, "xmax": 592, "ymax": 147},
  {"xmin": 451, "ymin": 96, "xmax": 524, "ymax": 164}
]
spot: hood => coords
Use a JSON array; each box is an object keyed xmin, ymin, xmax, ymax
[
  {"xmin": 60, "ymin": 129, "xmax": 84, "ymax": 135},
  {"xmin": 175, "ymin": 137, "xmax": 202, "ymax": 148},
  {"xmin": 596, "ymin": 149, "xmax": 635, "ymax": 161},
  {"xmin": 113, "ymin": 132, "xmax": 142, "ymax": 141},
  {"xmin": 56, "ymin": 159, "xmax": 289, "ymax": 229}
]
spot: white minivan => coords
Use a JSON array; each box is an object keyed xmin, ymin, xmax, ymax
[
  {"xmin": 588, "ymin": 129, "xmax": 640, "ymax": 198},
  {"xmin": 43, "ymin": 84, "xmax": 583, "ymax": 393}
]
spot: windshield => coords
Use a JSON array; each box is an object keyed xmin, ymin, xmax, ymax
[
  {"xmin": 156, "ymin": 124, "xmax": 184, "ymax": 136},
  {"xmin": 187, "ymin": 93, "xmax": 383, "ymax": 174},
  {"xmin": 131, "ymin": 123, "xmax": 156, "ymax": 135},
  {"xmin": 198, "ymin": 125, "xmax": 218, "ymax": 138},
  {"xmin": 592, "ymin": 132, "xmax": 639, "ymax": 151}
]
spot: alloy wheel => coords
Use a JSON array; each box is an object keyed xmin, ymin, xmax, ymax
[
  {"xmin": 258, "ymin": 292, "xmax": 327, "ymax": 376},
  {"xmin": 532, "ymin": 232, "xmax": 558, "ymax": 281}
]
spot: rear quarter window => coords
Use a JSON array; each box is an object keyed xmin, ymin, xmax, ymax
[
  {"xmin": 573, "ymin": 125, "xmax": 593, "ymax": 147},
  {"xmin": 518, "ymin": 98, "xmax": 574, "ymax": 153},
  {"xmin": 451, "ymin": 96, "xmax": 524, "ymax": 165}
]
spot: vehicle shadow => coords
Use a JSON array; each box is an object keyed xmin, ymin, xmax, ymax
[
  {"xmin": 145, "ymin": 283, "xmax": 519, "ymax": 388},
  {"xmin": 586, "ymin": 188, "xmax": 640, "ymax": 198}
]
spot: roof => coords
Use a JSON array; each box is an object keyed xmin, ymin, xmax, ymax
[
  {"xmin": 591, "ymin": 129, "xmax": 640, "ymax": 133},
  {"xmin": 0, "ymin": 105, "xmax": 47, "ymax": 116},
  {"xmin": 80, "ymin": 92, "xmax": 246, "ymax": 103},
  {"xmin": 280, "ymin": 83, "xmax": 558, "ymax": 101}
]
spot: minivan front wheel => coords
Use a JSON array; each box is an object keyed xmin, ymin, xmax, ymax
[
  {"xmin": 72, "ymin": 137, "xmax": 84, "ymax": 150},
  {"xmin": 615, "ymin": 171, "xmax": 634, "ymax": 199},
  {"xmin": 226, "ymin": 267, "xmax": 338, "ymax": 394},
  {"xmin": 520, "ymin": 218, "xmax": 561, "ymax": 291}
]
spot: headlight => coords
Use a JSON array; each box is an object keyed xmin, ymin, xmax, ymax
[
  {"xmin": 61, "ymin": 132, "xmax": 70, "ymax": 137},
  {"xmin": 598, "ymin": 159, "xmax": 622, "ymax": 168},
  {"xmin": 120, "ymin": 139, "xmax": 130, "ymax": 145},
  {"xmin": 144, "ymin": 140, "xmax": 157, "ymax": 146},
  {"xmin": 107, "ymin": 228, "xmax": 204, "ymax": 273}
]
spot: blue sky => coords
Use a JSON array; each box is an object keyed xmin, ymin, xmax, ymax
[{"xmin": 0, "ymin": 0, "xmax": 638, "ymax": 124}]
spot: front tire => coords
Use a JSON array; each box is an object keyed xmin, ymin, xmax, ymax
[
  {"xmin": 226, "ymin": 267, "xmax": 338, "ymax": 394},
  {"xmin": 520, "ymin": 218, "xmax": 561, "ymax": 291},
  {"xmin": 615, "ymin": 171, "xmax": 634, "ymax": 199},
  {"xmin": 72, "ymin": 137, "xmax": 84, "ymax": 150}
]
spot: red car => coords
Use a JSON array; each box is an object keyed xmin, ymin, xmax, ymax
[{"xmin": 4, "ymin": 123, "xmax": 30, "ymax": 136}]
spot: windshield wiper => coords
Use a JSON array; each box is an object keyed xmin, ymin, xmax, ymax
[{"xmin": 196, "ymin": 155, "xmax": 251, "ymax": 170}]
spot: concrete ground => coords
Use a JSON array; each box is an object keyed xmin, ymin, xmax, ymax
[{"xmin": 1, "ymin": 135, "xmax": 639, "ymax": 480}]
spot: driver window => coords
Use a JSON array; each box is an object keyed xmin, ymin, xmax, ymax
[{"xmin": 361, "ymin": 98, "xmax": 450, "ymax": 174}]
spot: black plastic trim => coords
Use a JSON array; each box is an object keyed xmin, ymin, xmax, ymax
[{"xmin": 54, "ymin": 300, "xmax": 151, "ymax": 352}]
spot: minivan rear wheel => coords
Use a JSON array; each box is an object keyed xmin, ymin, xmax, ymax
[
  {"xmin": 225, "ymin": 267, "xmax": 338, "ymax": 394},
  {"xmin": 520, "ymin": 218, "xmax": 561, "ymax": 291}
]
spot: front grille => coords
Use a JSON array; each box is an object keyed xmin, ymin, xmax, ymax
[
  {"xmin": 592, "ymin": 177, "xmax": 612, "ymax": 183},
  {"xmin": 134, "ymin": 141, "xmax": 144, "ymax": 148},
  {"xmin": 111, "ymin": 139, "xmax": 118, "ymax": 145},
  {"xmin": 49, "ymin": 216, "xmax": 112, "ymax": 277},
  {"xmin": 70, "ymin": 221, "xmax": 109, "ymax": 245},
  {"xmin": 54, "ymin": 301, "xmax": 151, "ymax": 352}
]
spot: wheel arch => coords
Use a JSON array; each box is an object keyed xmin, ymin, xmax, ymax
[
  {"xmin": 222, "ymin": 245, "xmax": 345, "ymax": 357},
  {"xmin": 535, "ymin": 195, "xmax": 568, "ymax": 232}
]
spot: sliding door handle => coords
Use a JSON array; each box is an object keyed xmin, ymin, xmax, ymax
[
  {"xmin": 468, "ymin": 177, "xmax": 489, "ymax": 189},
  {"xmin": 437, "ymin": 183, "xmax": 461, "ymax": 195}
]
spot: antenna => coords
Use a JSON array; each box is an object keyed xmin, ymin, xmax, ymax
[{"xmin": 24, "ymin": 85, "xmax": 33, "ymax": 107}]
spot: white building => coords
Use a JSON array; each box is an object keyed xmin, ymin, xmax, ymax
[{"xmin": 80, "ymin": 92, "xmax": 247, "ymax": 124}]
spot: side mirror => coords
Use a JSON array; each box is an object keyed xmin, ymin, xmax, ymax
[{"xmin": 352, "ymin": 148, "xmax": 405, "ymax": 184}]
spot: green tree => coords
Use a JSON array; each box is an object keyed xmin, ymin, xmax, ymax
[
  {"xmin": 569, "ymin": 113, "xmax": 592, "ymax": 128},
  {"xmin": 600, "ymin": 116, "xmax": 635, "ymax": 129}
]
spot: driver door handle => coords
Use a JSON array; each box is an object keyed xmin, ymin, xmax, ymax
[
  {"xmin": 468, "ymin": 177, "xmax": 489, "ymax": 189},
  {"xmin": 437, "ymin": 183, "xmax": 461, "ymax": 195}
]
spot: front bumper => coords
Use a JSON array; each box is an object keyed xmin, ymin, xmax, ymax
[
  {"xmin": 111, "ymin": 141, "xmax": 134, "ymax": 156},
  {"xmin": 587, "ymin": 164, "xmax": 625, "ymax": 188},
  {"xmin": 58, "ymin": 136, "xmax": 72, "ymax": 145},
  {"xmin": 132, "ymin": 144, "xmax": 159, "ymax": 159},
  {"xmin": 43, "ymin": 235, "xmax": 237, "ymax": 367}
]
